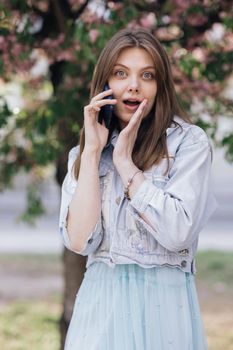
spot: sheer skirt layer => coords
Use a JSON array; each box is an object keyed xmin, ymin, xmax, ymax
[{"xmin": 65, "ymin": 262, "xmax": 208, "ymax": 350}]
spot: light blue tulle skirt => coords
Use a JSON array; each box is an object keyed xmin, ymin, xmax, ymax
[{"xmin": 65, "ymin": 262, "xmax": 208, "ymax": 350}]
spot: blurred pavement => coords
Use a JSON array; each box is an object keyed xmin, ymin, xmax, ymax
[{"xmin": 0, "ymin": 148, "xmax": 233, "ymax": 254}]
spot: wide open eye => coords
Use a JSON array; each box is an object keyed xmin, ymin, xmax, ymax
[
  {"xmin": 143, "ymin": 72, "xmax": 155, "ymax": 79},
  {"xmin": 115, "ymin": 70, "xmax": 126, "ymax": 78}
]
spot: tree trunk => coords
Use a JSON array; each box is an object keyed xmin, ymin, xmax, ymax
[
  {"xmin": 56, "ymin": 141, "xmax": 87, "ymax": 348},
  {"xmin": 59, "ymin": 248, "xmax": 87, "ymax": 349}
]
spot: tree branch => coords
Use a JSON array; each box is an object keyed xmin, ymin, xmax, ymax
[
  {"xmin": 50, "ymin": 0, "xmax": 67, "ymax": 33},
  {"xmin": 30, "ymin": 5, "xmax": 48, "ymax": 18},
  {"xmin": 64, "ymin": 0, "xmax": 90, "ymax": 20}
]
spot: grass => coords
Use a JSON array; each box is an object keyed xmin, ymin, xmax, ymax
[
  {"xmin": 195, "ymin": 251, "xmax": 233, "ymax": 350},
  {"xmin": 0, "ymin": 251, "xmax": 232, "ymax": 350},
  {"xmin": 0, "ymin": 253, "xmax": 62, "ymax": 270},
  {"xmin": 196, "ymin": 250, "xmax": 233, "ymax": 290},
  {"xmin": 0, "ymin": 300, "xmax": 61, "ymax": 350}
]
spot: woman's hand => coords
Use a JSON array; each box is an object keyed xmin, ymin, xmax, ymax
[
  {"xmin": 113, "ymin": 99, "xmax": 147, "ymax": 169},
  {"xmin": 83, "ymin": 89, "xmax": 117, "ymax": 154}
]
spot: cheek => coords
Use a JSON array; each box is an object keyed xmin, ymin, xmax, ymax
[
  {"xmin": 144, "ymin": 82, "xmax": 157, "ymax": 99},
  {"xmin": 144, "ymin": 93, "xmax": 157, "ymax": 115},
  {"xmin": 108, "ymin": 79, "xmax": 120, "ymax": 95},
  {"xmin": 108, "ymin": 79, "xmax": 128, "ymax": 98},
  {"xmin": 147, "ymin": 93, "xmax": 156, "ymax": 108},
  {"xmin": 150, "ymin": 83, "xmax": 157, "ymax": 100}
]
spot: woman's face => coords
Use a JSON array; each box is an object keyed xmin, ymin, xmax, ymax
[{"xmin": 108, "ymin": 47, "xmax": 157, "ymax": 129}]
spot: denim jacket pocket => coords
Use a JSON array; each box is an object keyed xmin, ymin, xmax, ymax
[
  {"xmin": 144, "ymin": 171, "xmax": 168, "ymax": 189},
  {"xmin": 144, "ymin": 156, "xmax": 175, "ymax": 188}
]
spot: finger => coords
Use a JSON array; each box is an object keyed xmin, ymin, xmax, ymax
[
  {"xmin": 85, "ymin": 105, "xmax": 101, "ymax": 113},
  {"xmin": 122, "ymin": 99, "xmax": 148, "ymax": 136},
  {"xmin": 129, "ymin": 99, "xmax": 148, "ymax": 126},
  {"xmin": 84, "ymin": 106, "xmax": 100, "ymax": 126},
  {"xmin": 134, "ymin": 99, "xmax": 148, "ymax": 118},
  {"xmin": 93, "ymin": 99, "xmax": 117, "ymax": 107},
  {"xmin": 86, "ymin": 100, "xmax": 117, "ymax": 115},
  {"xmin": 91, "ymin": 89, "xmax": 114, "ymax": 102}
]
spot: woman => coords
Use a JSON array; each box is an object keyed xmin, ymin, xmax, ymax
[{"xmin": 59, "ymin": 27, "xmax": 217, "ymax": 349}]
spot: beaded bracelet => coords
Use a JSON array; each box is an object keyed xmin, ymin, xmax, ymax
[{"xmin": 124, "ymin": 170, "xmax": 142, "ymax": 200}]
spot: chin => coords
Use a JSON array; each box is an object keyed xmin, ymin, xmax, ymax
[
  {"xmin": 115, "ymin": 112, "xmax": 128, "ymax": 124},
  {"xmin": 116, "ymin": 116, "xmax": 129, "ymax": 129}
]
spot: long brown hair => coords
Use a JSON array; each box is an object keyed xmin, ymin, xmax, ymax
[{"xmin": 74, "ymin": 27, "xmax": 191, "ymax": 179}]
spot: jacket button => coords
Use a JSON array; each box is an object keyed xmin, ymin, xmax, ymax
[
  {"xmin": 179, "ymin": 248, "xmax": 189, "ymax": 256},
  {"xmin": 181, "ymin": 260, "xmax": 187, "ymax": 268},
  {"xmin": 88, "ymin": 238, "xmax": 93, "ymax": 244}
]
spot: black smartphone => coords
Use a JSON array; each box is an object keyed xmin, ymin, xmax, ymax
[{"xmin": 98, "ymin": 83, "xmax": 114, "ymax": 129}]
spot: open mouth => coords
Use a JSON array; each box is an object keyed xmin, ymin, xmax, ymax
[{"xmin": 123, "ymin": 100, "xmax": 141, "ymax": 107}]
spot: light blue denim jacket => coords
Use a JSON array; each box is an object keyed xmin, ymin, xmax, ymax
[{"xmin": 59, "ymin": 116, "xmax": 217, "ymax": 274}]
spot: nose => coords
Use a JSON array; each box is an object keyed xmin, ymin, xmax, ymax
[
  {"xmin": 128, "ymin": 77, "xmax": 139, "ymax": 93},
  {"xmin": 129, "ymin": 86, "xmax": 139, "ymax": 93}
]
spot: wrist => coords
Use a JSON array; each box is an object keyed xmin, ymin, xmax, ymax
[
  {"xmin": 81, "ymin": 147, "xmax": 101, "ymax": 163},
  {"xmin": 115, "ymin": 159, "xmax": 140, "ymax": 184},
  {"xmin": 113, "ymin": 157, "xmax": 135, "ymax": 171},
  {"xmin": 124, "ymin": 170, "xmax": 142, "ymax": 200}
]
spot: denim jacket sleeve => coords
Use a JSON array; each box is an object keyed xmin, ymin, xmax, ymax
[
  {"xmin": 59, "ymin": 146, "xmax": 103, "ymax": 255},
  {"xmin": 128, "ymin": 127, "xmax": 217, "ymax": 252}
]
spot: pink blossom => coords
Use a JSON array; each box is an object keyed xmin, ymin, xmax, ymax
[
  {"xmin": 8, "ymin": 34, "xmax": 17, "ymax": 43},
  {"xmin": 174, "ymin": 0, "xmax": 190, "ymax": 10},
  {"xmin": 186, "ymin": 14, "xmax": 208, "ymax": 27},
  {"xmin": 81, "ymin": 11, "xmax": 100, "ymax": 25},
  {"xmin": 192, "ymin": 47, "xmax": 207, "ymax": 63},
  {"xmin": 107, "ymin": 2, "xmax": 123, "ymax": 10},
  {"xmin": 57, "ymin": 33, "xmax": 65, "ymax": 44},
  {"xmin": 140, "ymin": 13, "xmax": 157, "ymax": 29},
  {"xmin": 127, "ymin": 20, "xmax": 138, "ymax": 30},
  {"xmin": 36, "ymin": 1, "xmax": 49, "ymax": 12},
  {"xmin": 156, "ymin": 25, "xmax": 182, "ymax": 41},
  {"xmin": 69, "ymin": 0, "xmax": 87, "ymax": 9},
  {"xmin": 57, "ymin": 49, "xmax": 76, "ymax": 62},
  {"xmin": 205, "ymin": 23, "xmax": 225, "ymax": 44},
  {"xmin": 221, "ymin": 33, "xmax": 233, "ymax": 52},
  {"xmin": 89, "ymin": 29, "xmax": 99, "ymax": 43},
  {"xmin": 0, "ymin": 35, "xmax": 7, "ymax": 50},
  {"xmin": 43, "ymin": 38, "xmax": 52, "ymax": 47},
  {"xmin": 161, "ymin": 15, "xmax": 171, "ymax": 25},
  {"xmin": 12, "ymin": 43, "xmax": 22, "ymax": 56}
]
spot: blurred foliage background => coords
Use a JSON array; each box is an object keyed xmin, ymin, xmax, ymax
[
  {"xmin": 0, "ymin": 0, "xmax": 233, "ymax": 349},
  {"xmin": 0, "ymin": 0, "xmax": 232, "ymax": 219}
]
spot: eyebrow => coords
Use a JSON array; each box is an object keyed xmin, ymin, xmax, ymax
[{"xmin": 113, "ymin": 63, "xmax": 155, "ymax": 70}]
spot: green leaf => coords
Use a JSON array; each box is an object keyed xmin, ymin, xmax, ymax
[
  {"xmin": 221, "ymin": 134, "xmax": 233, "ymax": 163},
  {"xmin": 0, "ymin": 99, "xmax": 12, "ymax": 127},
  {"xmin": 18, "ymin": 184, "xmax": 45, "ymax": 225},
  {"xmin": 223, "ymin": 16, "xmax": 233, "ymax": 30},
  {"xmin": 205, "ymin": 52, "xmax": 233, "ymax": 82}
]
